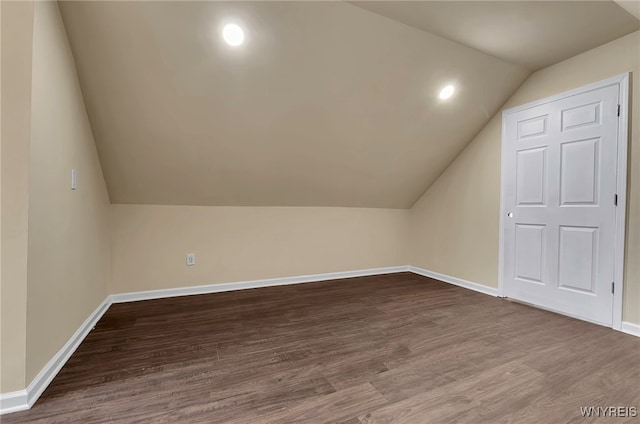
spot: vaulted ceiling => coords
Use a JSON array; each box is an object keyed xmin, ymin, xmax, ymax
[
  {"xmin": 58, "ymin": 1, "xmax": 639, "ymax": 208},
  {"xmin": 352, "ymin": 1, "xmax": 640, "ymax": 70}
]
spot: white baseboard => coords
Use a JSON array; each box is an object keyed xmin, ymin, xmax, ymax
[
  {"xmin": 408, "ymin": 266, "xmax": 499, "ymax": 297},
  {"xmin": 0, "ymin": 297, "xmax": 111, "ymax": 415},
  {"xmin": 110, "ymin": 266, "xmax": 411, "ymax": 304},
  {"xmin": 2, "ymin": 264, "xmax": 633, "ymax": 415},
  {"xmin": 621, "ymin": 321, "xmax": 640, "ymax": 337},
  {"xmin": 0, "ymin": 390, "xmax": 29, "ymax": 415},
  {"xmin": 407, "ymin": 267, "xmax": 639, "ymax": 338},
  {"xmin": 1, "ymin": 265, "xmax": 410, "ymax": 415}
]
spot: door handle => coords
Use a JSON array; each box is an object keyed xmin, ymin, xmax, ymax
[{"xmin": 507, "ymin": 212, "xmax": 514, "ymax": 218}]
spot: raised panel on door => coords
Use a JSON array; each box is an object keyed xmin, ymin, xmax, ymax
[
  {"xmin": 517, "ymin": 114, "xmax": 548, "ymax": 140},
  {"xmin": 516, "ymin": 147, "xmax": 546, "ymax": 206},
  {"xmin": 514, "ymin": 224, "xmax": 545, "ymax": 284},
  {"xmin": 561, "ymin": 101, "xmax": 601, "ymax": 132},
  {"xmin": 560, "ymin": 137, "xmax": 600, "ymax": 206},
  {"xmin": 557, "ymin": 226, "xmax": 598, "ymax": 294}
]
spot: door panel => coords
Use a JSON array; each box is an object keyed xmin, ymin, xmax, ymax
[
  {"xmin": 561, "ymin": 101, "xmax": 601, "ymax": 131},
  {"xmin": 560, "ymin": 138, "xmax": 599, "ymax": 205},
  {"xmin": 557, "ymin": 226, "xmax": 597, "ymax": 294},
  {"xmin": 515, "ymin": 224, "xmax": 545, "ymax": 284},
  {"xmin": 518, "ymin": 115, "xmax": 548, "ymax": 139},
  {"xmin": 502, "ymin": 83, "xmax": 619, "ymax": 325},
  {"xmin": 516, "ymin": 148, "xmax": 546, "ymax": 205}
]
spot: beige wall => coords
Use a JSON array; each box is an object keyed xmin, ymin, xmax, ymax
[
  {"xmin": 0, "ymin": 0, "xmax": 34, "ymax": 393},
  {"xmin": 1, "ymin": 3, "xmax": 638, "ymax": 399},
  {"xmin": 24, "ymin": 1, "xmax": 111, "ymax": 382},
  {"xmin": 111, "ymin": 205, "xmax": 408, "ymax": 294},
  {"xmin": 409, "ymin": 31, "xmax": 640, "ymax": 324},
  {"xmin": 58, "ymin": 1, "xmax": 529, "ymax": 209}
]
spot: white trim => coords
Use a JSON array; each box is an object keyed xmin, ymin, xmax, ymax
[
  {"xmin": 502, "ymin": 73, "xmax": 630, "ymax": 116},
  {"xmin": 410, "ymin": 266, "xmax": 638, "ymax": 337},
  {"xmin": 0, "ymin": 264, "xmax": 506, "ymax": 416},
  {"xmin": 498, "ymin": 98, "xmax": 510, "ymax": 299},
  {"xmin": 0, "ymin": 298, "xmax": 111, "ymax": 415},
  {"xmin": 612, "ymin": 73, "xmax": 630, "ymax": 331},
  {"xmin": 0, "ymin": 266, "xmax": 410, "ymax": 415},
  {"xmin": 26, "ymin": 298, "xmax": 111, "ymax": 407},
  {"xmin": 110, "ymin": 266, "xmax": 410, "ymax": 303},
  {"xmin": 499, "ymin": 73, "xmax": 630, "ymax": 331},
  {"xmin": 0, "ymin": 390, "xmax": 29, "ymax": 415},
  {"xmin": 621, "ymin": 321, "xmax": 640, "ymax": 337},
  {"xmin": 409, "ymin": 266, "xmax": 499, "ymax": 297},
  {"xmin": 2, "ymin": 263, "xmax": 634, "ymax": 415}
]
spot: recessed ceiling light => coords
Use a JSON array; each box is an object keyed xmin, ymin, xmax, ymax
[
  {"xmin": 223, "ymin": 23, "xmax": 244, "ymax": 46},
  {"xmin": 439, "ymin": 85, "xmax": 455, "ymax": 100}
]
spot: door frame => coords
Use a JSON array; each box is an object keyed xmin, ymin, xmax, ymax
[{"xmin": 498, "ymin": 73, "xmax": 630, "ymax": 331}]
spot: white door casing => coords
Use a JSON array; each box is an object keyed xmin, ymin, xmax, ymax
[{"xmin": 499, "ymin": 74, "xmax": 629, "ymax": 328}]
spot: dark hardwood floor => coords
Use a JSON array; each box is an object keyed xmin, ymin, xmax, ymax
[{"xmin": 4, "ymin": 272, "xmax": 639, "ymax": 423}]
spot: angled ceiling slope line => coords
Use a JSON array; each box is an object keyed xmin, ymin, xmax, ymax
[
  {"xmin": 615, "ymin": 0, "xmax": 640, "ymax": 20},
  {"xmin": 351, "ymin": 1, "xmax": 640, "ymax": 71},
  {"xmin": 60, "ymin": 1, "xmax": 532, "ymax": 208}
]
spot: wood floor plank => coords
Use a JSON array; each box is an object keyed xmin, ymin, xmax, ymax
[
  {"xmin": 360, "ymin": 361, "xmax": 545, "ymax": 423},
  {"xmin": 260, "ymin": 383, "xmax": 388, "ymax": 424},
  {"xmin": 3, "ymin": 272, "xmax": 639, "ymax": 423}
]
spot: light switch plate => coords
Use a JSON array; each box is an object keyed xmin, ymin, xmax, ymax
[{"xmin": 71, "ymin": 169, "xmax": 78, "ymax": 190}]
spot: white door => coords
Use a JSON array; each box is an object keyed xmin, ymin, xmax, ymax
[{"xmin": 501, "ymin": 83, "xmax": 620, "ymax": 326}]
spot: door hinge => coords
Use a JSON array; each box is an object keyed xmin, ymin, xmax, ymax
[
  {"xmin": 614, "ymin": 194, "xmax": 618, "ymax": 206},
  {"xmin": 617, "ymin": 104, "xmax": 621, "ymax": 117},
  {"xmin": 611, "ymin": 282, "xmax": 615, "ymax": 294}
]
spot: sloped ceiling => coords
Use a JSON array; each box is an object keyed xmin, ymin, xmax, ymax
[
  {"xmin": 352, "ymin": 1, "xmax": 640, "ymax": 70},
  {"xmin": 59, "ymin": 1, "xmax": 528, "ymax": 207},
  {"xmin": 57, "ymin": 1, "xmax": 637, "ymax": 208},
  {"xmin": 615, "ymin": 0, "xmax": 640, "ymax": 20}
]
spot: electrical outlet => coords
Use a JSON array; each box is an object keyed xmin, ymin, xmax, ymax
[{"xmin": 186, "ymin": 253, "xmax": 196, "ymax": 266}]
